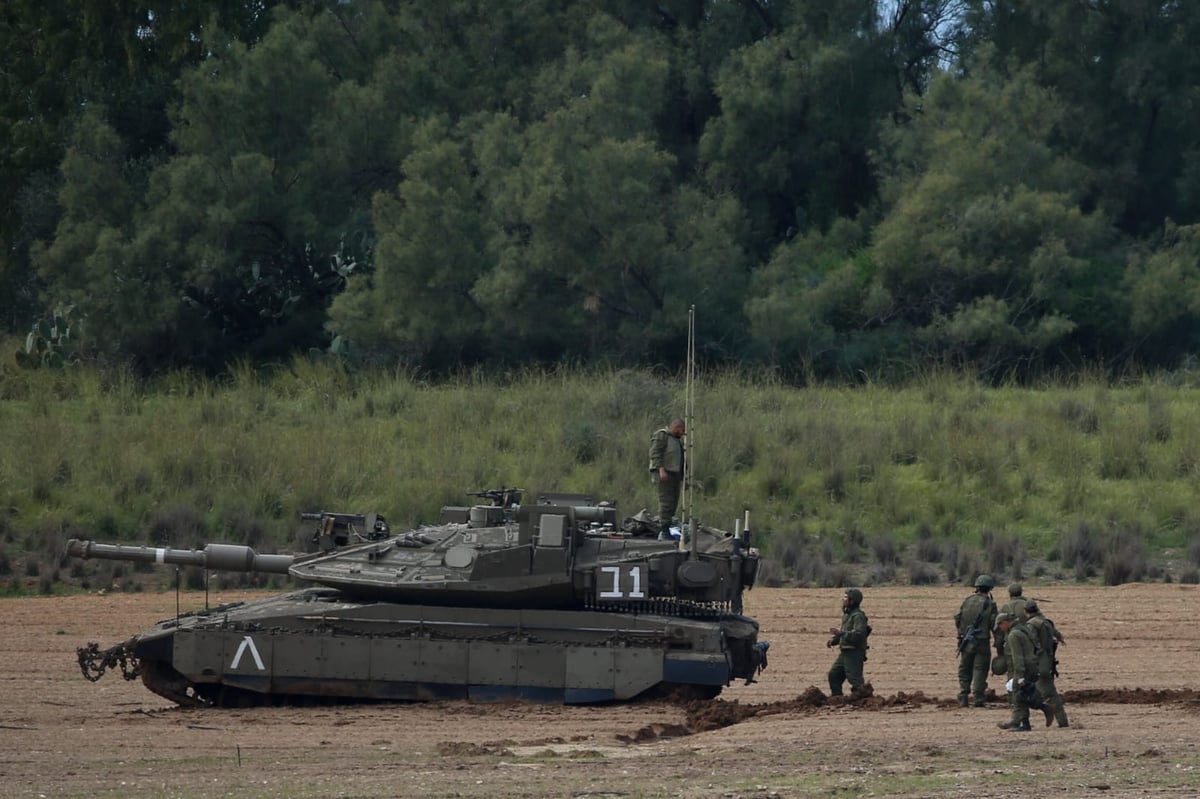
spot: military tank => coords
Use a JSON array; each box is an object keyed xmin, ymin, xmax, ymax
[{"xmin": 69, "ymin": 488, "xmax": 767, "ymax": 707}]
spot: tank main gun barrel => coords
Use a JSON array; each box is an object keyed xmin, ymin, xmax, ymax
[{"xmin": 66, "ymin": 539, "xmax": 294, "ymax": 574}]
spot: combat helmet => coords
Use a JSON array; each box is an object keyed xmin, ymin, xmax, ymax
[
  {"xmin": 974, "ymin": 574, "xmax": 995, "ymax": 590},
  {"xmin": 844, "ymin": 588, "xmax": 863, "ymax": 606}
]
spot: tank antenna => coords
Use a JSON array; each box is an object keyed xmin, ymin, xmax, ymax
[{"xmin": 683, "ymin": 305, "xmax": 697, "ymax": 553}]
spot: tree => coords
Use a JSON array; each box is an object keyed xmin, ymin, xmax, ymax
[
  {"xmin": 866, "ymin": 61, "xmax": 1120, "ymax": 377},
  {"xmin": 1, "ymin": 0, "xmax": 293, "ymax": 336},
  {"xmin": 958, "ymin": 0, "xmax": 1200, "ymax": 235}
]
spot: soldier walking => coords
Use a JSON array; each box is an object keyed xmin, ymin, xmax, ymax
[
  {"xmin": 995, "ymin": 583, "xmax": 1026, "ymax": 710},
  {"xmin": 1023, "ymin": 600, "xmax": 1069, "ymax": 727},
  {"xmin": 827, "ymin": 588, "xmax": 871, "ymax": 696},
  {"xmin": 995, "ymin": 612, "xmax": 1053, "ymax": 731},
  {"xmin": 955, "ymin": 574, "xmax": 998, "ymax": 707}
]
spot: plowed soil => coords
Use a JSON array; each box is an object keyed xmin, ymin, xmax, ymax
[{"xmin": 3, "ymin": 584, "xmax": 1198, "ymax": 798}]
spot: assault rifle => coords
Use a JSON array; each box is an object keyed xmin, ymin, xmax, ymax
[{"xmin": 956, "ymin": 620, "xmax": 981, "ymax": 656}]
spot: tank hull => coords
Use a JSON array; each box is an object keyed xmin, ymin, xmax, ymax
[{"xmin": 129, "ymin": 589, "xmax": 762, "ymax": 706}]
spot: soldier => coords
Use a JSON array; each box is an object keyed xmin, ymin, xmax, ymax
[
  {"xmin": 1000, "ymin": 584, "xmax": 1027, "ymax": 618},
  {"xmin": 995, "ymin": 612, "xmax": 1053, "ymax": 731},
  {"xmin": 827, "ymin": 588, "xmax": 871, "ymax": 696},
  {"xmin": 647, "ymin": 418, "xmax": 685, "ymax": 539},
  {"xmin": 955, "ymin": 574, "xmax": 998, "ymax": 707},
  {"xmin": 1023, "ymin": 599, "xmax": 1069, "ymax": 728},
  {"xmin": 994, "ymin": 583, "xmax": 1026, "ymax": 706}
]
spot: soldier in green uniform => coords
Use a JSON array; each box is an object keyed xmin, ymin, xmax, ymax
[
  {"xmin": 647, "ymin": 418, "xmax": 685, "ymax": 539},
  {"xmin": 994, "ymin": 583, "xmax": 1026, "ymax": 709},
  {"xmin": 827, "ymin": 588, "xmax": 871, "ymax": 696},
  {"xmin": 995, "ymin": 612, "xmax": 1053, "ymax": 731},
  {"xmin": 1000, "ymin": 584, "xmax": 1027, "ymax": 619},
  {"xmin": 1023, "ymin": 600, "xmax": 1069, "ymax": 727},
  {"xmin": 955, "ymin": 574, "xmax": 998, "ymax": 707}
]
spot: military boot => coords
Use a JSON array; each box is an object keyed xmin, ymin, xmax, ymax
[
  {"xmin": 1007, "ymin": 720, "xmax": 1032, "ymax": 732},
  {"xmin": 958, "ymin": 695, "xmax": 969, "ymax": 708}
]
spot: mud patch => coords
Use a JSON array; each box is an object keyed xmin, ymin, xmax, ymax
[
  {"xmin": 615, "ymin": 722, "xmax": 690, "ymax": 743},
  {"xmin": 436, "ymin": 740, "xmax": 515, "ymax": 757},
  {"xmin": 1061, "ymin": 688, "xmax": 1200, "ymax": 706}
]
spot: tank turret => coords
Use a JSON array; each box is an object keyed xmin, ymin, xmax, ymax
[{"xmin": 70, "ymin": 488, "xmax": 768, "ymax": 707}]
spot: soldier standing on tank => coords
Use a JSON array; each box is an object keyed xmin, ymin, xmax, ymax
[
  {"xmin": 827, "ymin": 588, "xmax": 871, "ymax": 696},
  {"xmin": 1023, "ymin": 599, "xmax": 1069, "ymax": 727},
  {"xmin": 955, "ymin": 574, "xmax": 998, "ymax": 707},
  {"xmin": 648, "ymin": 418, "xmax": 685, "ymax": 540},
  {"xmin": 995, "ymin": 612, "xmax": 1053, "ymax": 731}
]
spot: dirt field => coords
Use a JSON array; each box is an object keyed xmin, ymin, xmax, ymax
[{"xmin": 3, "ymin": 583, "xmax": 1198, "ymax": 798}]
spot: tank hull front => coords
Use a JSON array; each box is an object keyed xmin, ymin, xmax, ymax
[{"xmin": 130, "ymin": 589, "xmax": 761, "ymax": 706}]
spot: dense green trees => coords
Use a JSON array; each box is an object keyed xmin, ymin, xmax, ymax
[{"xmin": 5, "ymin": 0, "xmax": 1199, "ymax": 377}]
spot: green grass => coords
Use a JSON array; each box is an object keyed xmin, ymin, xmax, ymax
[{"xmin": 3, "ymin": 361, "xmax": 1200, "ymax": 590}]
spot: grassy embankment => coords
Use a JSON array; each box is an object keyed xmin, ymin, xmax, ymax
[{"xmin": 2, "ymin": 361, "xmax": 1199, "ymax": 594}]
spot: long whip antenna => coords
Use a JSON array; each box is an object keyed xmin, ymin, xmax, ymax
[{"xmin": 683, "ymin": 306, "xmax": 696, "ymax": 551}]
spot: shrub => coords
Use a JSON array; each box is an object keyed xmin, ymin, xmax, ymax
[
  {"xmin": 843, "ymin": 527, "xmax": 865, "ymax": 564},
  {"xmin": 561, "ymin": 418, "xmax": 603, "ymax": 465},
  {"xmin": 915, "ymin": 525, "xmax": 942, "ymax": 562},
  {"xmin": 1060, "ymin": 521, "xmax": 1103, "ymax": 574},
  {"xmin": 1187, "ymin": 534, "xmax": 1200, "ymax": 567},
  {"xmin": 756, "ymin": 559, "xmax": 786, "ymax": 587},
  {"xmin": 183, "ymin": 566, "xmax": 207, "ymax": 591},
  {"xmin": 1103, "ymin": 533, "xmax": 1147, "ymax": 586},
  {"xmin": 823, "ymin": 466, "xmax": 847, "ymax": 503},
  {"xmin": 871, "ymin": 533, "xmax": 900, "ymax": 565},
  {"xmin": 866, "ymin": 564, "xmax": 896, "ymax": 585},
  {"xmin": 818, "ymin": 564, "xmax": 855, "ymax": 588},
  {"xmin": 909, "ymin": 562, "xmax": 940, "ymax": 585},
  {"xmin": 146, "ymin": 504, "xmax": 207, "ymax": 546},
  {"xmin": 941, "ymin": 541, "xmax": 961, "ymax": 582},
  {"xmin": 1058, "ymin": 398, "xmax": 1099, "ymax": 434},
  {"xmin": 986, "ymin": 532, "xmax": 1025, "ymax": 578},
  {"xmin": 955, "ymin": 551, "xmax": 979, "ymax": 584}
]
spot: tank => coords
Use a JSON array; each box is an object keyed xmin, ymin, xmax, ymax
[{"xmin": 69, "ymin": 488, "xmax": 768, "ymax": 706}]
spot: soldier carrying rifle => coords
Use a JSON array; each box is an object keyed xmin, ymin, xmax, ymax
[
  {"xmin": 1023, "ymin": 599, "xmax": 1069, "ymax": 727},
  {"xmin": 955, "ymin": 574, "xmax": 998, "ymax": 707}
]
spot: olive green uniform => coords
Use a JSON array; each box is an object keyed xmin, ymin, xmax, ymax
[
  {"xmin": 828, "ymin": 605, "xmax": 870, "ymax": 695},
  {"xmin": 995, "ymin": 586, "xmax": 1026, "ymax": 712},
  {"xmin": 997, "ymin": 598, "xmax": 1027, "ymax": 650},
  {"xmin": 648, "ymin": 427, "xmax": 684, "ymax": 527},
  {"xmin": 1027, "ymin": 611, "xmax": 1069, "ymax": 727},
  {"xmin": 955, "ymin": 591, "xmax": 997, "ymax": 706},
  {"xmin": 1002, "ymin": 620, "xmax": 1041, "ymax": 727}
]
